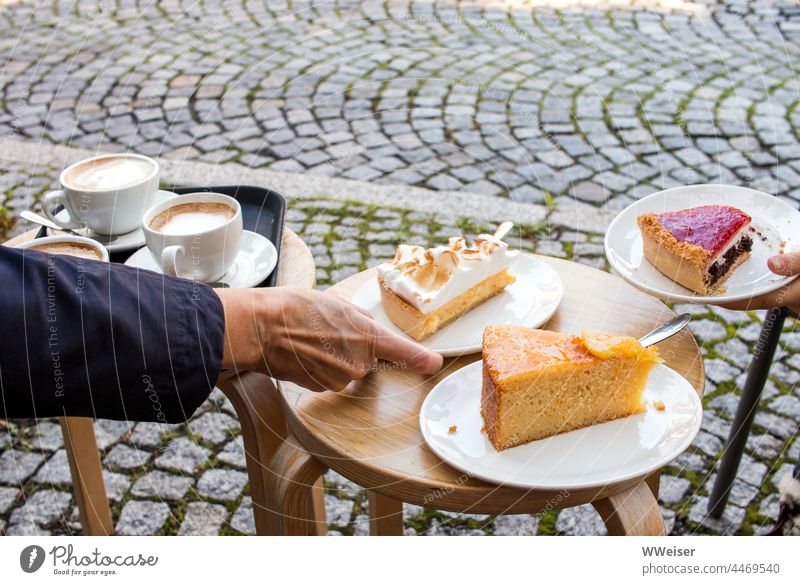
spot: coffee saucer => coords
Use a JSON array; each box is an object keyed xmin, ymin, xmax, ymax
[
  {"xmin": 46, "ymin": 189, "xmax": 178, "ymax": 253},
  {"xmin": 123, "ymin": 230, "xmax": 278, "ymax": 288}
]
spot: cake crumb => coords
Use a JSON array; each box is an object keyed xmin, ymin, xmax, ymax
[
  {"xmin": 448, "ymin": 425, "xmax": 458, "ymax": 434},
  {"xmin": 654, "ymin": 400, "xmax": 666, "ymax": 411}
]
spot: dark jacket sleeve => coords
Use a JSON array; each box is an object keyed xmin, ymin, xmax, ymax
[{"xmin": 0, "ymin": 245, "xmax": 225, "ymax": 423}]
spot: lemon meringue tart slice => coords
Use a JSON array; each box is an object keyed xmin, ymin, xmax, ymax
[
  {"xmin": 481, "ymin": 326, "xmax": 661, "ymax": 451},
  {"xmin": 377, "ymin": 223, "xmax": 519, "ymax": 341}
]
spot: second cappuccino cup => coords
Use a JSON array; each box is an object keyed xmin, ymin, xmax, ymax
[
  {"xmin": 43, "ymin": 153, "xmax": 160, "ymax": 236},
  {"xmin": 143, "ymin": 192, "xmax": 243, "ymax": 283}
]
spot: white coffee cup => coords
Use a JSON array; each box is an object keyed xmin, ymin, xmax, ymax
[
  {"xmin": 16, "ymin": 235, "xmax": 110, "ymax": 263},
  {"xmin": 143, "ymin": 192, "xmax": 243, "ymax": 283},
  {"xmin": 42, "ymin": 153, "xmax": 160, "ymax": 236}
]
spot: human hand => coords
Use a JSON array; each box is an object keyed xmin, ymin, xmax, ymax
[
  {"xmin": 720, "ymin": 252, "xmax": 800, "ymax": 312},
  {"xmin": 214, "ymin": 286, "xmax": 444, "ymax": 391}
]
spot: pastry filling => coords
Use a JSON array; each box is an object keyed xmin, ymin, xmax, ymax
[{"xmin": 705, "ymin": 232, "xmax": 752, "ymax": 287}]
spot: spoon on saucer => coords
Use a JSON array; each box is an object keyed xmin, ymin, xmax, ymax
[
  {"xmin": 638, "ymin": 313, "xmax": 691, "ymax": 348},
  {"xmin": 20, "ymin": 210, "xmax": 121, "ymax": 245}
]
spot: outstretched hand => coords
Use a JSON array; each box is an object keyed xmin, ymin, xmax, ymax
[
  {"xmin": 720, "ymin": 252, "xmax": 800, "ymax": 312},
  {"xmin": 214, "ymin": 286, "xmax": 444, "ymax": 391}
]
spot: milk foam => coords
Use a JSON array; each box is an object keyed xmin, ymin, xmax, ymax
[
  {"xmin": 66, "ymin": 157, "xmax": 154, "ymax": 190},
  {"xmin": 155, "ymin": 212, "xmax": 230, "ymax": 235}
]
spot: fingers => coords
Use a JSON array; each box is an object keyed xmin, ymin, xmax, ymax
[
  {"xmin": 768, "ymin": 252, "xmax": 800, "ymax": 276},
  {"xmin": 719, "ymin": 295, "xmax": 781, "ymax": 311},
  {"xmin": 373, "ymin": 322, "xmax": 444, "ymax": 374},
  {"xmin": 719, "ymin": 278, "xmax": 800, "ymax": 311}
]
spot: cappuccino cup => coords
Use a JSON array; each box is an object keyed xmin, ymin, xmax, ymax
[
  {"xmin": 143, "ymin": 192, "xmax": 242, "ymax": 282},
  {"xmin": 16, "ymin": 235, "xmax": 109, "ymax": 262},
  {"xmin": 42, "ymin": 153, "xmax": 160, "ymax": 236}
]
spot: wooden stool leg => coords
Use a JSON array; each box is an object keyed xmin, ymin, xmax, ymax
[
  {"xmin": 306, "ymin": 477, "xmax": 328, "ymax": 536},
  {"xmin": 219, "ymin": 373, "xmax": 289, "ymax": 535},
  {"xmin": 592, "ymin": 481, "xmax": 665, "ymax": 536},
  {"xmin": 646, "ymin": 470, "xmax": 660, "ymax": 499},
  {"xmin": 264, "ymin": 437, "xmax": 328, "ymax": 535},
  {"xmin": 59, "ymin": 417, "xmax": 113, "ymax": 535},
  {"xmin": 368, "ymin": 491, "xmax": 403, "ymax": 535}
]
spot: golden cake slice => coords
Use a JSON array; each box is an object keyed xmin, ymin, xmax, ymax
[
  {"xmin": 377, "ymin": 224, "xmax": 518, "ymax": 341},
  {"xmin": 481, "ymin": 326, "xmax": 661, "ymax": 451}
]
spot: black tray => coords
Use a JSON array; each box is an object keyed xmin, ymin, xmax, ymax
[{"xmin": 35, "ymin": 185, "xmax": 286, "ymax": 288}]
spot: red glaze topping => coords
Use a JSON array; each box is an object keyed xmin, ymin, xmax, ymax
[{"xmin": 655, "ymin": 205, "xmax": 751, "ymax": 257}]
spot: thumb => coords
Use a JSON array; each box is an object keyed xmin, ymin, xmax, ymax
[
  {"xmin": 373, "ymin": 323, "xmax": 444, "ymax": 374},
  {"xmin": 768, "ymin": 252, "xmax": 800, "ymax": 276}
]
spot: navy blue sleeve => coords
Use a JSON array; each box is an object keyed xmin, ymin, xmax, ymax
[{"xmin": 0, "ymin": 245, "xmax": 225, "ymax": 423}]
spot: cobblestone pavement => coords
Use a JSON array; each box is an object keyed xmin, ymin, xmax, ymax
[
  {"xmin": 0, "ymin": 156, "xmax": 798, "ymax": 536},
  {"xmin": 1, "ymin": 1, "xmax": 800, "ymax": 208},
  {"xmin": 0, "ymin": 0, "xmax": 799, "ymax": 536}
]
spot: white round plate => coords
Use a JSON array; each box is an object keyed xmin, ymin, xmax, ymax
[
  {"xmin": 352, "ymin": 254, "xmax": 564, "ymax": 357},
  {"xmin": 47, "ymin": 190, "xmax": 178, "ymax": 253},
  {"xmin": 420, "ymin": 361, "xmax": 702, "ymax": 490},
  {"xmin": 124, "ymin": 230, "xmax": 277, "ymax": 288},
  {"xmin": 605, "ymin": 184, "xmax": 800, "ymax": 303}
]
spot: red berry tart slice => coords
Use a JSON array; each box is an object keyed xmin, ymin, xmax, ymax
[{"xmin": 637, "ymin": 205, "xmax": 753, "ymax": 295}]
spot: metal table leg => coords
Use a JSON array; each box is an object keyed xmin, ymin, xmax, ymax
[{"xmin": 707, "ymin": 306, "xmax": 789, "ymax": 518}]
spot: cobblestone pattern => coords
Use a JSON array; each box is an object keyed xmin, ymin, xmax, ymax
[
  {"xmin": 1, "ymin": 0, "xmax": 799, "ymax": 536},
  {"xmin": 0, "ymin": 174, "xmax": 797, "ymax": 534},
  {"xmin": 1, "ymin": 1, "xmax": 800, "ymax": 209}
]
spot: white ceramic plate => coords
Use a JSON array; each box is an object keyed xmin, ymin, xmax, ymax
[
  {"xmin": 124, "ymin": 230, "xmax": 277, "ymax": 288},
  {"xmin": 420, "ymin": 361, "xmax": 702, "ymax": 490},
  {"xmin": 47, "ymin": 190, "xmax": 178, "ymax": 253},
  {"xmin": 352, "ymin": 254, "xmax": 564, "ymax": 357},
  {"xmin": 605, "ymin": 184, "xmax": 800, "ymax": 303}
]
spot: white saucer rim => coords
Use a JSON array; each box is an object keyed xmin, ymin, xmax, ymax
[{"xmin": 123, "ymin": 229, "xmax": 277, "ymax": 288}]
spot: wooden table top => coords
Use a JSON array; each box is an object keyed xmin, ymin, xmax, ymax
[{"xmin": 279, "ymin": 255, "xmax": 705, "ymax": 514}]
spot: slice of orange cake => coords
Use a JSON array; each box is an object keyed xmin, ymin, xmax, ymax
[{"xmin": 481, "ymin": 326, "xmax": 661, "ymax": 451}]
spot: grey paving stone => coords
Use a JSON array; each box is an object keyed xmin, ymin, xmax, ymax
[
  {"xmin": 129, "ymin": 422, "xmax": 177, "ymax": 449},
  {"xmin": 686, "ymin": 496, "xmax": 745, "ymax": 535},
  {"xmin": 178, "ymin": 502, "xmax": 229, "ymax": 536},
  {"xmin": 104, "ymin": 444, "xmax": 151, "ymax": 470},
  {"xmin": 325, "ymin": 494, "xmax": 355, "ymax": 526},
  {"xmin": 230, "ymin": 497, "xmax": 255, "ymax": 535},
  {"xmin": 659, "ymin": 475, "xmax": 692, "ymax": 505},
  {"xmin": 0, "ymin": 450, "xmax": 46, "ymax": 484},
  {"xmin": 188, "ymin": 412, "xmax": 240, "ymax": 445},
  {"xmin": 28, "ymin": 422, "xmax": 63, "ymax": 452},
  {"xmin": 1, "ymin": 0, "xmax": 799, "ymax": 538},
  {"xmin": 9, "ymin": 489, "xmax": 71, "ymax": 526},
  {"xmin": 492, "ymin": 514, "xmax": 540, "ymax": 536},
  {"xmin": 196, "ymin": 469, "xmax": 248, "ymax": 501},
  {"xmin": 690, "ymin": 319, "xmax": 728, "ymax": 344},
  {"xmin": 34, "ymin": 450, "xmax": 71, "ymax": 485},
  {"xmin": 216, "ymin": 436, "xmax": 246, "ymax": 469},
  {"xmin": 131, "ymin": 471, "xmax": 194, "ymax": 500},
  {"xmin": 155, "ymin": 438, "xmax": 211, "ymax": 473},
  {"xmin": 0, "ymin": 487, "xmax": 19, "ymax": 514},
  {"xmin": 115, "ymin": 501, "xmax": 170, "ymax": 536},
  {"xmin": 555, "ymin": 504, "xmax": 607, "ymax": 536}
]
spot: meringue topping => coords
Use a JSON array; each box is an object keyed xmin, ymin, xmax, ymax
[{"xmin": 377, "ymin": 228, "xmax": 519, "ymax": 314}]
